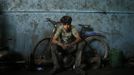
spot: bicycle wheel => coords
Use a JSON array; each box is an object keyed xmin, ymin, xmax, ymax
[
  {"xmin": 84, "ymin": 36, "xmax": 109, "ymax": 68},
  {"xmin": 30, "ymin": 38, "xmax": 52, "ymax": 65}
]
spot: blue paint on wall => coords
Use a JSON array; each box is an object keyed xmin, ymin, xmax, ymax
[{"xmin": 0, "ymin": 0, "xmax": 134, "ymax": 58}]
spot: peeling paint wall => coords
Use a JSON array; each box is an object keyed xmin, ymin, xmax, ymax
[{"xmin": 0, "ymin": 0, "xmax": 134, "ymax": 58}]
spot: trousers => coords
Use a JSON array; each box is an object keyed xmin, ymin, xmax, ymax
[{"xmin": 51, "ymin": 41, "xmax": 86, "ymax": 69}]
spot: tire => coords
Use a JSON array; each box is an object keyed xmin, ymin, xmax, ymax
[
  {"xmin": 30, "ymin": 38, "xmax": 52, "ymax": 65},
  {"xmin": 84, "ymin": 36, "xmax": 109, "ymax": 68}
]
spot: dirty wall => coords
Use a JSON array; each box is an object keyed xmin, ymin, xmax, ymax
[{"xmin": 0, "ymin": 0, "xmax": 134, "ymax": 58}]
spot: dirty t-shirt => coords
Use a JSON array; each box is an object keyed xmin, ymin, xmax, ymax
[{"xmin": 54, "ymin": 25, "xmax": 78, "ymax": 44}]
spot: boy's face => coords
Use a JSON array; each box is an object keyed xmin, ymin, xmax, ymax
[{"xmin": 63, "ymin": 23, "xmax": 71, "ymax": 32}]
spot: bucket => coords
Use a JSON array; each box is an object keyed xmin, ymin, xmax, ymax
[{"xmin": 109, "ymin": 48, "xmax": 124, "ymax": 68}]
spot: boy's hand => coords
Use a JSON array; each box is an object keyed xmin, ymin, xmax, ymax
[
  {"xmin": 60, "ymin": 43, "xmax": 74, "ymax": 49},
  {"xmin": 65, "ymin": 44, "xmax": 73, "ymax": 48},
  {"xmin": 60, "ymin": 44, "xmax": 68, "ymax": 49}
]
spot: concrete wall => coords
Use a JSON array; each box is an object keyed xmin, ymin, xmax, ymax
[{"xmin": 0, "ymin": 0, "xmax": 134, "ymax": 58}]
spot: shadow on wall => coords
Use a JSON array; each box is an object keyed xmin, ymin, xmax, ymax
[
  {"xmin": 0, "ymin": 1, "xmax": 15, "ymax": 52},
  {"xmin": 0, "ymin": 2, "xmax": 25, "ymax": 67},
  {"xmin": 0, "ymin": 1, "xmax": 8, "ymax": 48}
]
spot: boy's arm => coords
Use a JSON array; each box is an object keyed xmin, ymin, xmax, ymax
[
  {"xmin": 71, "ymin": 28, "xmax": 81, "ymax": 45},
  {"xmin": 52, "ymin": 26, "xmax": 66, "ymax": 49}
]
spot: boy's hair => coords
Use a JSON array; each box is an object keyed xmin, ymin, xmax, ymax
[{"xmin": 60, "ymin": 16, "xmax": 72, "ymax": 25}]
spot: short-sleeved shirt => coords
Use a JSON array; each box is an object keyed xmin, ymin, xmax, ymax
[{"xmin": 54, "ymin": 24, "xmax": 78, "ymax": 44}]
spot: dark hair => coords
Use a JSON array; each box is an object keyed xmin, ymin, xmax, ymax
[{"xmin": 60, "ymin": 16, "xmax": 72, "ymax": 25}]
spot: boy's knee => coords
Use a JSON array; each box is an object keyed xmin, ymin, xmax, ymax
[
  {"xmin": 51, "ymin": 44, "xmax": 57, "ymax": 52},
  {"xmin": 78, "ymin": 41, "xmax": 86, "ymax": 50}
]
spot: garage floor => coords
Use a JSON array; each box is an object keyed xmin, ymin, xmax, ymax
[{"xmin": 0, "ymin": 66, "xmax": 134, "ymax": 75}]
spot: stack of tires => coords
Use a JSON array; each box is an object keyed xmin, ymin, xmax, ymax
[{"xmin": 0, "ymin": 50, "xmax": 25, "ymax": 71}]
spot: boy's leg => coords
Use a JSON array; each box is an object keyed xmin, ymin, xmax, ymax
[
  {"xmin": 74, "ymin": 41, "xmax": 86, "ymax": 75},
  {"xmin": 50, "ymin": 44, "xmax": 60, "ymax": 75},
  {"xmin": 74, "ymin": 41, "xmax": 85, "ymax": 68}
]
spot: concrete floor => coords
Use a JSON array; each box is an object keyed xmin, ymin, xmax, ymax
[{"xmin": 0, "ymin": 67, "xmax": 134, "ymax": 75}]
